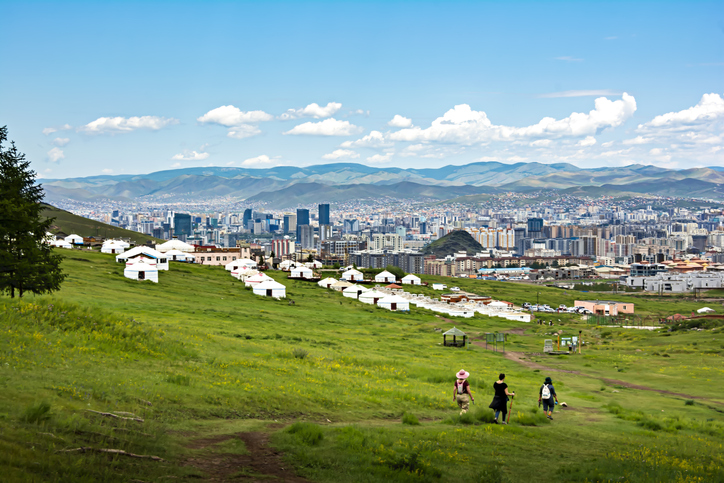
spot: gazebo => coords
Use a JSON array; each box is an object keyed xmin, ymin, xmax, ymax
[{"xmin": 443, "ymin": 327, "xmax": 467, "ymax": 347}]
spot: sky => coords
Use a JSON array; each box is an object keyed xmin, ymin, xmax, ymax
[{"xmin": 1, "ymin": 1, "xmax": 723, "ymax": 179}]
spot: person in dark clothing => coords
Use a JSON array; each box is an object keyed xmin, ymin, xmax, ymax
[
  {"xmin": 538, "ymin": 376, "xmax": 559, "ymax": 420},
  {"xmin": 489, "ymin": 373, "xmax": 515, "ymax": 424}
]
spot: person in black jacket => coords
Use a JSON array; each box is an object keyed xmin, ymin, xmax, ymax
[
  {"xmin": 489, "ymin": 373, "xmax": 515, "ymax": 424},
  {"xmin": 538, "ymin": 376, "xmax": 559, "ymax": 420}
]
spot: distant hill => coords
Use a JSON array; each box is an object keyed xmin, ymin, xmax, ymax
[
  {"xmin": 421, "ymin": 230, "xmax": 483, "ymax": 258},
  {"xmin": 42, "ymin": 204, "xmax": 162, "ymax": 245}
]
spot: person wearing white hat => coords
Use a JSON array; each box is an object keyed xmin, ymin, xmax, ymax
[{"xmin": 452, "ymin": 369, "xmax": 475, "ymax": 415}]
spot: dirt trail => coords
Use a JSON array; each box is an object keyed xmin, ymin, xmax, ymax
[
  {"xmin": 472, "ymin": 339, "xmax": 724, "ymax": 405},
  {"xmin": 184, "ymin": 431, "xmax": 310, "ymax": 482}
]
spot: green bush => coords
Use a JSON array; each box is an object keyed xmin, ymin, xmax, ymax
[
  {"xmin": 286, "ymin": 422, "xmax": 324, "ymax": 445},
  {"xmin": 685, "ymin": 399, "xmax": 695, "ymax": 406},
  {"xmin": 401, "ymin": 412, "xmax": 420, "ymax": 425},
  {"xmin": 21, "ymin": 401, "xmax": 51, "ymax": 424},
  {"xmin": 292, "ymin": 348, "xmax": 309, "ymax": 359},
  {"xmin": 512, "ymin": 411, "xmax": 550, "ymax": 426}
]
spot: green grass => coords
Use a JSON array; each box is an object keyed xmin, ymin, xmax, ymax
[{"xmin": 0, "ymin": 248, "xmax": 722, "ymax": 481}]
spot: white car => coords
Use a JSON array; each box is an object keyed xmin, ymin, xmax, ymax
[{"xmin": 450, "ymin": 287, "xmax": 460, "ymax": 292}]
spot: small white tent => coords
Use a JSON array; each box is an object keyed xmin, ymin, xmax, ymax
[
  {"xmin": 165, "ymin": 249, "xmax": 195, "ymax": 262},
  {"xmin": 116, "ymin": 246, "xmax": 169, "ymax": 270},
  {"xmin": 375, "ymin": 270, "xmax": 397, "ymax": 283},
  {"xmin": 123, "ymin": 257, "xmax": 158, "ymax": 283},
  {"xmin": 697, "ymin": 307, "xmax": 715, "ymax": 314},
  {"xmin": 233, "ymin": 268, "xmax": 259, "ymax": 281},
  {"xmin": 359, "ymin": 289, "xmax": 387, "ymax": 305},
  {"xmin": 155, "ymin": 239, "xmax": 195, "ymax": 253},
  {"xmin": 244, "ymin": 272, "xmax": 273, "ymax": 287},
  {"xmin": 377, "ymin": 294, "xmax": 410, "ymax": 311},
  {"xmin": 279, "ymin": 260, "xmax": 297, "ymax": 271},
  {"xmin": 341, "ymin": 268, "xmax": 364, "ymax": 282},
  {"xmin": 401, "ymin": 274, "xmax": 421, "ymax": 285},
  {"xmin": 50, "ymin": 239, "xmax": 73, "ymax": 249},
  {"xmin": 331, "ymin": 280, "xmax": 353, "ymax": 291},
  {"xmin": 304, "ymin": 260, "xmax": 323, "ymax": 269},
  {"xmin": 101, "ymin": 241, "xmax": 126, "ymax": 254},
  {"xmin": 226, "ymin": 258, "xmax": 257, "ymax": 271},
  {"xmin": 343, "ymin": 284, "xmax": 370, "ymax": 299},
  {"xmin": 291, "ymin": 266, "xmax": 314, "ymax": 279},
  {"xmin": 253, "ymin": 280, "xmax": 286, "ymax": 298},
  {"xmin": 318, "ymin": 277, "xmax": 338, "ymax": 289},
  {"xmin": 65, "ymin": 234, "xmax": 84, "ymax": 245}
]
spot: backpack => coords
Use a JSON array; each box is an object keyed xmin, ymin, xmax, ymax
[
  {"xmin": 457, "ymin": 381, "xmax": 465, "ymax": 395},
  {"xmin": 541, "ymin": 384, "xmax": 551, "ymax": 399}
]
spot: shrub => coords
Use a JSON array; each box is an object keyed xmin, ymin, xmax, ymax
[
  {"xmin": 292, "ymin": 348, "xmax": 309, "ymax": 359},
  {"xmin": 460, "ymin": 412, "xmax": 476, "ymax": 425},
  {"xmin": 685, "ymin": 399, "xmax": 695, "ymax": 406},
  {"xmin": 384, "ymin": 450, "xmax": 442, "ymax": 478},
  {"xmin": 401, "ymin": 412, "xmax": 420, "ymax": 425},
  {"xmin": 512, "ymin": 411, "xmax": 550, "ymax": 426},
  {"xmin": 287, "ymin": 422, "xmax": 324, "ymax": 446},
  {"xmin": 474, "ymin": 409, "xmax": 496, "ymax": 423},
  {"xmin": 22, "ymin": 401, "xmax": 52, "ymax": 424}
]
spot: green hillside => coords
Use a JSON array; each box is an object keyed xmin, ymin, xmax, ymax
[
  {"xmin": 0, "ymin": 250, "xmax": 722, "ymax": 481},
  {"xmin": 422, "ymin": 229, "xmax": 483, "ymax": 257},
  {"xmin": 42, "ymin": 203, "xmax": 162, "ymax": 244}
]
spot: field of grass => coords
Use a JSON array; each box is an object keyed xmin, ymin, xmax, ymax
[{"xmin": 1, "ymin": 249, "xmax": 723, "ymax": 482}]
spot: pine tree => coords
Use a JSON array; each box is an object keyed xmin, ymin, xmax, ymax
[{"xmin": 0, "ymin": 126, "xmax": 66, "ymax": 298}]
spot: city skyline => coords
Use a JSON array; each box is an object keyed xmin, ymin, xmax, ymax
[{"xmin": 1, "ymin": 1, "xmax": 722, "ymax": 179}]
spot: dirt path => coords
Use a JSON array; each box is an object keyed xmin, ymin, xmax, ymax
[
  {"xmin": 472, "ymin": 340, "xmax": 724, "ymax": 405},
  {"xmin": 183, "ymin": 431, "xmax": 310, "ymax": 482}
]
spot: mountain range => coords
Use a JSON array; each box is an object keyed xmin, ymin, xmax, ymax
[{"xmin": 41, "ymin": 162, "xmax": 724, "ymax": 207}]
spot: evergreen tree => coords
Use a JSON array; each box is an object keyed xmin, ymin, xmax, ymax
[{"xmin": 0, "ymin": 126, "xmax": 66, "ymax": 298}]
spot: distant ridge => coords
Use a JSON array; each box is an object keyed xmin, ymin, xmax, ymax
[{"xmin": 421, "ymin": 230, "xmax": 483, "ymax": 258}]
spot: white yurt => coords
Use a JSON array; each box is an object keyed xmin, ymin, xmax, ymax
[
  {"xmin": 226, "ymin": 258, "xmax": 257, "ymax": 271},
  {"xmin": 233, "ymin": 268, "xmax": 259, "ymax": 281},
  {"xmin": 65, "ymin": 234, "xmax": 84, "ymax": 245},
  {"xmin": 101, "ymin": 241, "xmax": 127, "ymax": 254},
  {"xmin": 359, "ymin": 289, "xmax": 387, "ymax": 305},
  {"xmin": 43, "ymin": 232, "xmax": 56, "ymax": 244},
  {"xmin": 165, "ymin": 249, "xmax": 195, "ymax": 262},
  {"xmin": 401, "ymin": 274, "xmax": 422, "ymax": 285},
  {"xmin": 116, "ymin": 246, "xmax": 169, "ymax": 270},
  {"xmin": 50, "ymin": 239, "xmax": 73, "ymax": 249},
  {"xmin": 341, "ymin": 268, "xmax": 364, "ymax": 282},
  {"xmin": 304, "ymin": 260, "xmax": 323, "ymax": 269},
  {"xmin": 244, "ymin": 272, "xmax": 273, "ymax": 287},
  {"xmin": 291, "ymin": 266, "xmax": 314, "ymax": 279},
  {"xmin": 318, "ymin": 277, "xmax": 338, "ymax": 289},
  {"xmin": 343, "ymin": 284, "xmax": 370, "ymax": 299},
  {"xmin": 278, "ymin": 260, "xmax": 297, "ymax": 271},
  {"xmin": 377, "ymin": 294, "xmax": 410, "ymax": 311},
  {"xmin": 375, "ymin": 270, "xmax": 397, "ymax": 284},
  {"xmin": 123, "ymin": 257, "xmax": 159, "ymax": 283},
  {"xmin": 253, "ymin": 280, "xmax": 286, "ymax": 299},
  {"xmin": 488, "ymin": 301, "xmax": 511, "ymax": 310},
  {"xmin": 331, "ymin": 280, "xmax": 353, "ymax": 291},
  {"xmin": 155, "ymin": 239, "xmax": 195, "ymax": 253}
]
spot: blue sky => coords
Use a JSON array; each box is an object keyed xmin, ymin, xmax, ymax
[{"xmin": 1, "ymin": 1, "xmax": 722, "ymax": 178}]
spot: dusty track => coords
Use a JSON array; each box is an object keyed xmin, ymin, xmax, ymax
[{"xmin": 184, "ymin": 431, "xmax": 310, "ymax": 482}]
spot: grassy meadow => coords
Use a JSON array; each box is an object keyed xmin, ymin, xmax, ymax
[{"xmin": 1, "ymin": 249, "xmax": 723, "ymax": 482}]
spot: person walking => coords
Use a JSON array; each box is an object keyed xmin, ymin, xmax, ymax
[
  {"xmin": 453, "ymin": 369, "xmax": 474, "ymax": 415},
  {"xmin": 489, "ymin": 373, "xmax": 515, "ymax": 424},
  {"xmin": 538, "ymin": 376, "xmax": 559, "ymax": 420}
]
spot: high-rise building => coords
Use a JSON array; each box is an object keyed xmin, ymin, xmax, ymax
[
  {"xmin": 344, "ymin": 219, "xmax": 360, "ymax": 233},
  {"xmin": 173, "ymin": 213, "xmax": 192, "ymax": 238},
  {"xmin": 527, "ymin": 217, "xmax": 544, "ymax": 234},
  {"xmin": 283, "ymin": 213, "xmax": 297, "ymax": 235},
  {"xmin": 299, "ymin": 224, "xmax": 314, "ymax": 249},
  {"xmin": 318, "ymin": 204, "xmax": 330, "ymax": 226},
  {"xmin": 296, "ymin": 209, "xmax": 310, "ymax": 239}
]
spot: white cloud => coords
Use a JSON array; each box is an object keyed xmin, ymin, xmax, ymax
[
  {"xmin": 227, "ymin": 125, "xmax": 262, "ymax": 139},
  {"xmin": 539, "ymin": 89, "xmax": 623, "ymax": 98},
  {"xmin": 279, "ymin": 102, "xmax": 342, "ymax": 120},
  {"xmin": 366, "ymin": 153, "xmax": 393, "ymax": 164},
  {"xmin": 53, "ymin": 137, "xmax": 70, "ymax": 147},
  {"xmin": 47, "ymin": 147, "xmax": 65, "ymax": 162},
  {"xmin": 577, "ymin": 136, "xmax": 597, "ymax": 147},
  {"xmin": 348, "ymin": 109, "xmax": 370, "ymax": 117},
  {"xmin": 531, "ymin": 139, "xmax": 553, "ymax": 147},
  {"xmin": 622, "ymin": 136, "xmax": 652, "ymax": 145},
  {"xmin": 340, "ymin": 130, "xmax": 391, "ymax": 148},
  {"xmin": 102, "ymin": 168, "xmax": 113, "ymax": 174},
  {"xmin": 42, "ymin": 124, "xmax": 71, "ymax": 136},
  {"xmin": 388, "ymin": 115, "xmax": 412, "ymax": 128},
  {"xmin": 388, "ymin": 94, "xmax": 637, "ymax": 145},
  {"xmin": 476, "ymin": 156, "xmax": 500, "ymax": 162},
  {"xmin": 283, "ymin": 118, "xmax": 362, "ymax": 136},
  {"xmin": 601, "ymin": 141, "xmax": 614, "ymax": 147},
  {"xmin": 172, "ymin": 150, "xmax": 210, "ymax": 161},
  {"xmin": 171, "ymin": 162, "xmax": 182, "ymax": 168},
  {"xmin": 555, "ymin": 56, "xmax": 583, "ymax": 62},
  {"xmin": 322, "ymin": 149, "xmax": 360, "ymax": 160},
  {"xmin": 79, "ymin": 116, "xmax": 178, "ymax": 134},
  {"xmin": 507, "ymin": 155, "xmax": 528, "ymax": 162},
  {"xmin": 197, "ymin": 105, "xmax": 273, "ymax": 126},
  {"xmin": 637, "ymin": 93, "xmax": 724, "ymax": 132},
  {"xmin": 241, "ymin": 154, "xmax": 277, "ymax": 167}
]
